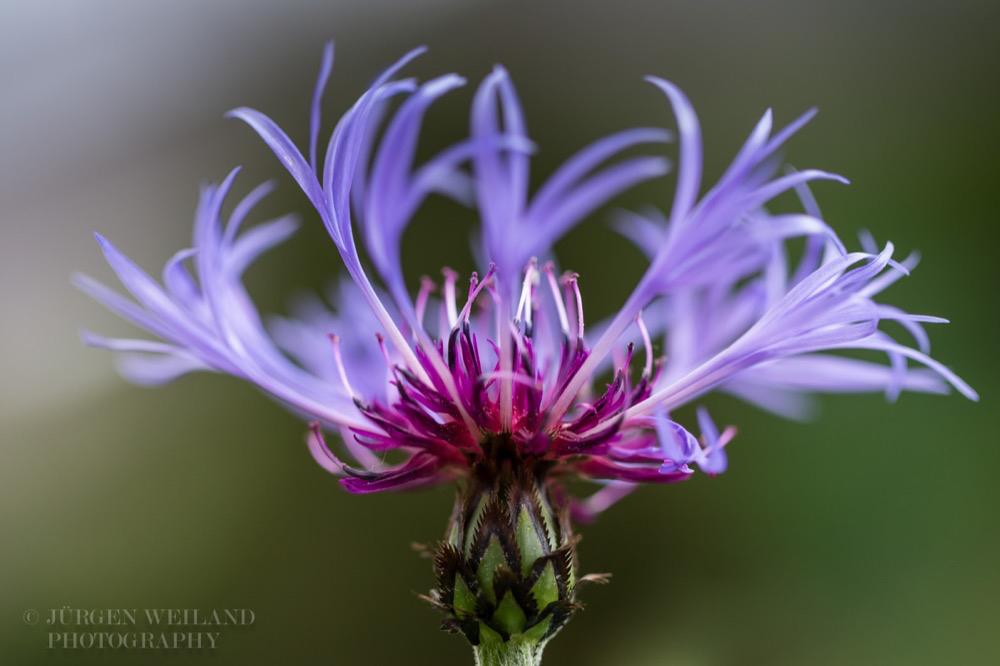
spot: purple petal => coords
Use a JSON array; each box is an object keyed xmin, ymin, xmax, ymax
[
  {"xmin": 226, "ymin": 107, "xmax": 326, "ymax": 215},
  {"xmin": 116, "ymin": 352, "xmax": 210, "ymax": 386},
  {"xmin": 526, "ymin": 156, "xmax": 670, "ymax": 255},
  {"xmin": 309, "ymin": 41, "xmax": 335, "ymax": 173},
  {"xmin": 339, "ymin": 453, "xmax": 450, "ymax": 493},
  {"xmin": 529, "ymin": 128, "xmax": 672, "ymax": 218},
  {"xmin": 646, "ymin": 77, "xmax": 702, "ymax": 226}
]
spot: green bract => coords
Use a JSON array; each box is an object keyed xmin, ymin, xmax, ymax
[{"xmin": 426, "ymin": 438, "xmax": 598, "ymax": 665}]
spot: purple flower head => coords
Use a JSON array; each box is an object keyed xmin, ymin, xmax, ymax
[{"xmin": 78, "ymin": 43, "xmax": 976, "ymax": 521}]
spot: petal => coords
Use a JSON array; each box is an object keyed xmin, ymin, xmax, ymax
[
  {"xmin": 525, "ymin": 156, "xmax": 670, "ymax": 256},
  {"xmin": 115, "ymin": 352, "xmax": 210, "ymax": 386},
  {"xmin": 226, "ymin": 107, "xmax": 327, "ymax": 215},
  {"xmin": 339, "ymin": 453, "xmax": 450, "ymax": 493},
  {"xmin": 309, "ymin": 41, "xmax": 335, "ymax": 172},
  {"xmin": 646, "ymin": 77, "xmax": 702, "ymax": 226},
  {"xmin": 529, "ymin": 128, "xmax": 672, "ymax": 220}
]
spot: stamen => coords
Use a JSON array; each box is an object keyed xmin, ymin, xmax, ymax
[
  {"xmin": 414, "ymin": 276, "xmax": 435, "ymax": 331},
  {"xmin": 442, "ymin": 268, "xmax": 459, "ymax": 329},
  {"xmin": 622, "ymin": 341, "xmax": 635, "ymax": 376},
  {"xmin": 543, "ymin": 262, "xmax": 571, "ymax": 338},
  {"xmin": 515, "ymin": 258, "xmax": 539, "ymax": 335},
  {"xmin": 477, "ymin": 262, "xmax": 511, "ymax": 431},
  {"xmin": 329, "ymin": 334, "xmax": 359, "ymax": 402},
  {"xmin": 562, "ymin": 272, "xmax": 584, "ymax": 339},
  {"xmin": 467, "ymin": 272, "xmax": 479, "ymax": 302},
  {"xmin": 507, "ymin": 319, "xmax": 537, "ymax": 378},
  {"xmin": 308, "ymin": 422, "xmax": 347, "ymax": 475},
  {"xmin": 309, "ymin": 422, "xmax": 383, "ymax": 477},
  {"xmin": 375, "ymin": 332, "xmax": 392, "ymax": 367},
  {"xmin": 457, "ymin": 264, "xmax": 496, "ymax": 324},
  {"xmin": 636, "ymin": 311, "xmax": 653, "ymax": 379},
  {"xmin": 374, "ymin": 332, "xmax": 398, "ymax": 400}
]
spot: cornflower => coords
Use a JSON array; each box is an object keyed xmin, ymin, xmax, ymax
[{"xmin": 77, "ymin": 43, "xmax": 976, "ymax": 665}]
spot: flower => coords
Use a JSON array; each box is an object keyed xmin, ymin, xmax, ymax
[{"xmin": 77, "ymin": 42, "xmax": 976, "ymax": 662}]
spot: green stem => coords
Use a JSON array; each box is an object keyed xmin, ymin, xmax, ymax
[{"xmin": 473, "ymin": 638, "xmax": 546, "ymax": 666}]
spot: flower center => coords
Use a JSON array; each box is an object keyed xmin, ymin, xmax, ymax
[{"xmin": 341, "ymin": 263, "xmax": 657, "ymax": 483}]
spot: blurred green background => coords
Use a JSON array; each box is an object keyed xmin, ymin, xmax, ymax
[{"xmin": 2, "ymin": 1, "xmax": 997, "ymax": 664}]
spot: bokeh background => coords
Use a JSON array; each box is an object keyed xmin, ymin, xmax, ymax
[{"xmin": 2, "ymin": 1, "xmax": 997, "ymax": 664}]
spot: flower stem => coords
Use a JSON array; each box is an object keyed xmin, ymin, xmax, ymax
[{"xmin": 474, "ymin": 638, "xmax": 545, "ymax": 666}]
